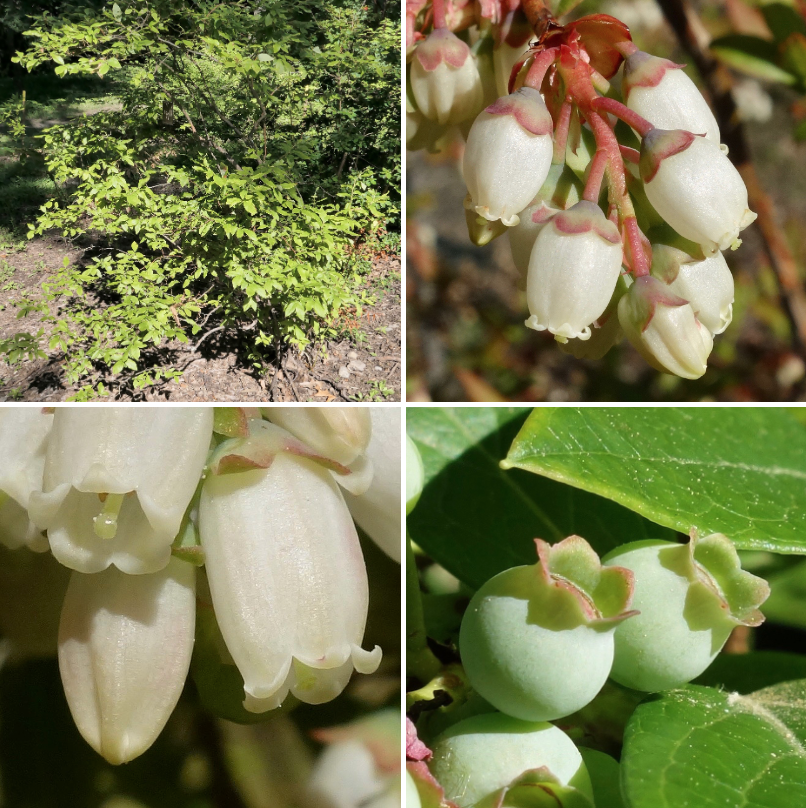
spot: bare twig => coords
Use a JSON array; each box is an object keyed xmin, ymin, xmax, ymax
[{"xmin": 656, "ymin": 0, "xmax": 806, "ymax": 354}]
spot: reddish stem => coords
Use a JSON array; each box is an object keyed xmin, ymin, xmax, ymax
[
  {"xmin": 583, "ymin": 149, "xmax": 609, "ymax": 203},
  {"xmin": 624, "ymin": 216, "xmax": 650, "ymax": 277},
  {"xmin": 591, "ymin": 96, "xmax": 653, "ymax": 138},
  {"xmin": 524, "ymin": 47, "xmax": 559, "ymax": 92},
  {"xmin": 432, "ymin": 0, "xmax": 447, "ymax": 29},
  {"xmin": 615, "ymin": 40, "xmax": 639, "ymax": 58},
  {"xmin": 552, "ymin": 99, "xmax": 573, "ymax": 164},
  {"xmin": 619, "ymin": 145, "xmax": 640, "ymax": 164}
]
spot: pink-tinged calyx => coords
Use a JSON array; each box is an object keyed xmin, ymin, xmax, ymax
[
  {"xmin": 640, "ymin": 128, "xmax": 697, "ymax": 183},
  {"xmin": 650, "ymin": 243, "xmax": 697, "ymax": 284},
  {"xmin": 688, "ymin": 530, "xmax": 770, "ymax": 627},
  {"xmin": 628, "ymin": 275, "xmax": 689, "ymax": 331},
  {"xmin": 622, "ymin": 51, "xmax": 685, "ymax": 99},
  {"xmin": 414, "ymin": 28, "xmax": 471, "ymax": 72},
  {"xmin": 484, "ymin": 87, "xmax": 553, "ymax": 136},
  {"xmin": 550, "ymin": 200, "xmax": 621, "ymax": 245},
  {"xmin": 534, "ymin": 535, "xmax": 637, "ymax": 625}
]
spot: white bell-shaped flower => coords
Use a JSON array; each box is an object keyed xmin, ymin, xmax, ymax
[
  {"xmin": 652, "ymin": 244, "xmax": 734, "ymax": 335},
  {"xmin": 525, "ymin": 201, "xmax": 623, "ymax": 341},
  {"xmin": 0, "ymin": 407, "xmax": 52, "ymax": 552},
  {"xmin": 623, "ymin": 51, "xmax": 721, "ymax": 145},
  {"xmin": 262, "ymin": 406, "xmax": 373, "ymax": 495},
  {"xmin": 199, "ymin": 420, "xmax": 382, "ymax": 713},
  {"xmin": 410, "ymin": 29, "xmax": 483, "ymax": 125},
  {"xmin": 58, "ymin": 557, "xmax": 196, "ymax": 764},
  {"xmin": 508, "ymin": 198, "xmax": 560, "ymax": 276},
  {"xmin": 28, "ymin": 407, "xmax": 214, "ymax": 574},
  {"xmin": 262, "ymin": 407, "xmax": 370, "ymax": 465},
  {"xmin": 558, "ymin": 276, "xmax": 630, "ymax": 360},
  {"xmin": 343, "ymin": 408, "xmax": 401, "ymax": 563},
  {"xmin": 463, "ymin": 88, "xmax": 554, "ymax": 226},
  {"xmin": 640, "ymin": 129, "xmax": 756, "ymax": 255},
  {"xmin": 618, "ymin": 275, "xmax": 713, "ymax": 378}
]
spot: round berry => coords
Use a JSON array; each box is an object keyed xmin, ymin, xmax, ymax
[
  {"xmin": 603, "ymin": 534, "xmax": 769, "ymax": 692},
  {"xmin": 429, "ymin": 713, "xmax": 593, "ymax": 808},
  {"xmin": 459, "ymin": 536, "xmax": 636, "ymax": 721}
]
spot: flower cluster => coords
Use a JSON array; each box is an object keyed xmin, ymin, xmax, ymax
[
  {"xmin": 0, "ymin": 406, "xmax": 400, "ymax": 764},
  {"xmin": 407, "ymin": 0, "xmax": 756, "ymax": 379}
]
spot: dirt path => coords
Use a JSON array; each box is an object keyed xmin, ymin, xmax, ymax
[{"xmin": 0, "ymin": 236, "xmax": 400, "ymax": 402}]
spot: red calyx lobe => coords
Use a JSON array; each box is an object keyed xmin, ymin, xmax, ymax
[
  {"xmin": 485, "ymin": 87, "xmax": 553, "ymax": 135},
  {"xmin": 415, "ymin": 27, "xmax": 471, "ymax": 71}
]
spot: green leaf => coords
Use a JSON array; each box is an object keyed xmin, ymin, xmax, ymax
[
  {"xmin": 407, "ymin": 408, "xmax": 674, "ymax": 589},
  {"xmin": 694, "ymin": 651, "xmax": 806, "ymax": 694},
  {"xmin": 761, "ymin": 3, "xmax": 806, "ymax": 44},
  {"xmin": 504, "ymin": 407, "xmax": 806, "ymax": 554},
  {"xmin": 710, "ymin": 34, "xmax": 799, "ymax": 84},
  {"xmin": 97, "ymin": 61, "xmax": 109, "ymax": 77},
  {"xmin": 622, "ymin": 683, "xmax": 806, "ymax": 808}
]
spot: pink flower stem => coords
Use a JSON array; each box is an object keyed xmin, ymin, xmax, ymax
[
  {"xmin": 624, "ymin": 216, "xmax": 650, "ymax": 277},
  {"xmin": 619, "ymin": 145, "xmax": 640, "ymax": 164},
  {"xmin": 523, "ymin": 47, "xmax": 559, "ymax": 91},
  {"xmin": 432, "ymin": 0, "xmax": 447, "ymax": 29},
  {"xmin": 583, "ymin": 148, "xmax": 609, "ymax": 202},
  {"xmin": 552, "ymin": 99, "xmax": 572, "ymax": 164},
  {"xmin": 615, "ymin": 40, "xmax": 639, "ymax": 58},
  {"xmin": 591, "ymin": 96, "xmax": 654, "ymax": 138}
]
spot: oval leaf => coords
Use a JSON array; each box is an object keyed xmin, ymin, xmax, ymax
[
  {"xmin": 407, "ymin": 407, "xmax": 674, "ymax": 589},
  {"xmin": 622, "ymin": 683, "xmax": 806, "ymax": 808},
  {"xmin": 504, "ymin": 407, "xmax": 806, "ymax": 554}
]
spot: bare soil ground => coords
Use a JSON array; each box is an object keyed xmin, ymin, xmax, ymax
[{"xmin": 0, "ymin": 236, "xmax": 400, "ymax": 402}]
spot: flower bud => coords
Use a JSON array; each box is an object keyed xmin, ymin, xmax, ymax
[
  {"xmin": 618, "ymin": 275, "xmax": 713, "ymax": 378},
  {"xmin": 410, "ymin": 29, "xmax": 483, "ymax": 125},
  {"xmin": 29, "ymin": 408, "xmax": 214, "ymax": 574},
  {"xmin": 651, "ymin": 244, "xmax": 734, "ymax": 335},
  {"xmin": 58, "ymin": 557, "xmax": 196, "ymax": 764},
  {"xmin": 525, "ymin": 201, "xmax": 623, "ymax": 341},
  {"xmin": 0, "ymin": 407, "xmax": 52, "ymax": 552},
  {"xmin": 463, "ymin": 88, "xmax": 554, "ymax": 226},
  {"xmin": 199, "ymin": 420, "xmax": 381, "ymax": 713},
  {"xmin": 640, "ymin": 129, "xmax": 756, "ymax": 255},
  {"xmin": 343, "ymin": 408, "xmax": 402, "ymax": 563},
  {"xmin": 623, "ymin": 51, "xmax": 721, "ymax": 145}
]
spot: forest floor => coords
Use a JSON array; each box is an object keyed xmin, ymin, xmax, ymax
[
  {"xmin": 0, "ymin": 232, "xmax": 400, "ymax": 401},
  {"xmin": 0, "ymin": 73, "xmax": 400, "ymax": 402}
]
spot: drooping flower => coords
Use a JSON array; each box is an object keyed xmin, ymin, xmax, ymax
[
  {"xmin": 618, "ymin": 274, "xmax": 713, "ymax": 378},
  {"xmin": 463, "ymin": 88, "xmax": 554, "ymax": 226},
  {"xmin": 651, "ymin": 244, "xmax": 734, "ymax": 335},
  {"xmin": 343, "ymin": 408, "xmax": 402, "ymax": 563},
  {"xmin": 58, "ymin": 557, "xmax": 196, "ymax": 764},
  {"xmin": 525, "ymin": 201, "xmax": 623, "ymax": 341},
  {"xmin": 0, "ymin": 407, "xmax": 52, "ymax": 552},
  {"xmin": 640, "ymin": 129, "xmax": 756, "ymax": 255},
  {"xmin": 622, "ymin": 51, "xmax": 722, "ymax": 146},
  {"xmin": 410, "ymin": 28, "xmax": 483, "ymax": 125},
  {"xmin": 508, "ymin": 198, "xmax": 560, "ymax": 277},
  {"xmin": 28, "ymin": 407, "xmax": 214, "ymax": 574},
  {"xmin": 198, "ymin": 419, "xmax": 382, "ymax": 713}
]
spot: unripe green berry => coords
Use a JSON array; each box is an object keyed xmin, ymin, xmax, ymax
[
  {"xmin": 429, "ymin": 713, "xmax": 593, "ymax": 808},
  {"xmin": 459, "ymin": 536, "xmax": 636, "ymax": 722},
  {"xmin": 603, "ymin": 534, "xmax": 769, "ymax": 692}
]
